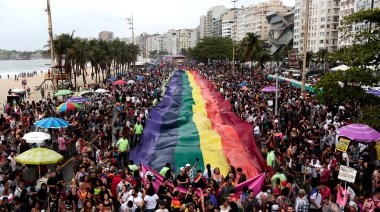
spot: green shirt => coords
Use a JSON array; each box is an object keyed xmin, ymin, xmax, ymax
[
  {"xmin": 159, "ymin": 167, "xmax": 169, "ymax": 176},
  {"xmin": 266, "ymin": 150, "xmax": 275, "ymax": 167},
  {"xmin": 153, "ymin": 98, "xmax": 158, "ymax": 107},
  {"xmin": 134, "ymin": 124, "xmax": 143, "ymax": 134},
  {"xmin": 117, "ymin": 138, "xmax": 129, "ymax": 152}
]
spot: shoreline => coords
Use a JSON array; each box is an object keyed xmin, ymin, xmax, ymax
[{"xmin": 0, "ymin": 67, "xmax": 94, "ymax": 113}]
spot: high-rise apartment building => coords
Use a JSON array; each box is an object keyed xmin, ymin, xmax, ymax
[
  {"xmin": 338, "ymin": 0, "xmax": 379, "ymax": 48},
  {"xmin": 206, "ymin": 6, "xmax": 228, "ymax": 37},
  {"xmin": 266, "ymin": 10, "xmax": 294, "ymax": 54},
  {"xmin": 251, "ymin": 0, "xmax": 290, "ymax": 40},
  {"xmin": 222, "ymin": 11, "xmax": 235, "ymax": 38},
  {"xmin": 98, "ymin": 31, "xmax": 114, "ymax": 41},
  {"xmin": 200, "ymin": 16, "xmax": 207, "ymax": 39},
  {"xmin": 293, "ymin": 0, "xmax": 340, "ymax": 53}
]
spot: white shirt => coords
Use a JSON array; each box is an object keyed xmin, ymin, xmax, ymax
[
  {"xmin": 254, "ymin": 126, "xmax": 260, "ymax": 135},
  {"xmin": 203, "ymin": 169, "xmax": 214, "ymax": 179},
  {"xmin": 7, "ymin": 156, "xmax": 16, "ymax": 172},
  {"xmin": 144, "ymin": 194, "xmax": 159, "ymax": 209},
  {"xmin": 127, "ymin": 195, "xmax": 143, "ymax": 208},
  {"xmin": 310, "ymin": 191, "xmax": 322, "ymax": 209},
  {"xmin": 119, "ymin": 202, "xmax": 137, "ymax": 212}
]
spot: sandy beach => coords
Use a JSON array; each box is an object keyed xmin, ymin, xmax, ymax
[{"xmin": 0, "ymin": 68, "xmax": 94, "ymax": 113}]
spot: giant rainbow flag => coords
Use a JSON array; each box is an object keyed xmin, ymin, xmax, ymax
[{"xmin": 130, "ymin": 70, "xmax": 271, "ymax": 179}]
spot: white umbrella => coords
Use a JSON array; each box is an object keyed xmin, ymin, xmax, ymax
[
  {"xmin": 330, "ymin": 65, "xmax": 349, "ymax": 71},
  {"xmin": 127, "ymin": 80, "xmax": 135, "ymax": 84},
  {"xmin": 95, "ymin": 88, "xmax": 109, "ymax": 93},
  {"xmin": 22, "ymin": 132, "xmax": 51, "ymax": 144},
  {"xmin": 12, "ymin": 88, "xmax": 24, "ymax": 93}
]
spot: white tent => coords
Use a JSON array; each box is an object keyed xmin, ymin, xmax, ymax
[{"xmin": 330, "ymin": 64, "xmax": 349, "ymax": 71}]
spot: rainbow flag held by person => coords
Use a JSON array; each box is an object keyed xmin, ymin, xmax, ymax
[{"xmin": 130, "ymin": 70, "xmax": 272, "ymax": 179}]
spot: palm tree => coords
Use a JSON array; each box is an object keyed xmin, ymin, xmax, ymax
[
  {"xmin": 240, "ymin": 32, "xmax": 263, "ymax": 75},
  {"xmin": 315, "ymin": 48, "xmax": 329, "ymax": 72}
]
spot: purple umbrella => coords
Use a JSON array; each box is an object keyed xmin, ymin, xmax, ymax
[
  {"xmin": 366, "ymin": 90, "xmax": 380, "ymax": 96},
  {"xmin": 66, "ymin": 96, "xmax": 88, "ymax": 103},
  {"xmin": 261, "ymin": 86, "xmax": 277, "ymax": 92},
  {"xmin": 337, "ymin": 123, "xmax": 380, "ymax": 142}
]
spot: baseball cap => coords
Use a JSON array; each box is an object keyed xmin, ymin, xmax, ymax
[
  {"xmin": 158, "ymin": 200, "xmax": 165, "ymax": 206},
  {"xmin": 298, "ymin": 189, "xmax": 306, "ymax": 195},
  {"xmin": 104, "ymin": 168, "xmax": 110, "ymax": 172},
  {"xmin": 180, "ymin": 167, "xmax": 185, "ymax": 171},
  {"xmin": 186, "ymin": 163, "xmax": 191, "ymax": 167},
  {"xmin": 272, "ymin": 205, "xmax": 279, "ymax": 211}
]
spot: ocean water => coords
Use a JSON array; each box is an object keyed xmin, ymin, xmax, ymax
[{"xmin": 0, "ymin": 59, "xmax": 52, "ymax": 79}]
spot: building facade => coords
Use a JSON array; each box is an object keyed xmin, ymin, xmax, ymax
[
  {"xmin": 293, "ymin": 0, "xmax": 340, "ymax": 53},
  {"xmin": 206, "ymin": 6, "xmax": 228, "ymax": 37},
  {"xmin": 251, "ymin": 0, "xmax": 290, "ymax": 41},
  {"xmin": 98, "ymin": 31, "xmax": 114, "ymax": 41},
  {"xmin": 266, "ymin": 10, "xmax": 294, "ymax": 54}
]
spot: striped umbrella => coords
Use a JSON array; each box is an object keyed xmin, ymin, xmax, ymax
[
  {"xmin": 34, "ymin": 117, "xmax": 70, "ymax": 129},
  {"xmin": 56, "ymin": 102, "xmax": 81, "ymax": 112},
  {"xmin": 66, "ymin": 96, "xmax": 88, "ymax": 103}
]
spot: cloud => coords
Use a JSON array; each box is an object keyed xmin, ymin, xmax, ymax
[{"xmin": 0, "ymin": 0, "xmax": 295, "ymax": 51}]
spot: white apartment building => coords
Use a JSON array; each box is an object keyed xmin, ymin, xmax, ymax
[
  {"xmin": 293, "ymin": 0, "xmax": 340, "ymax": 53},
  {"xmin": 338, "ymin": 0, "xmax": 379, "ymax": 48},
  {"xmin": 98, "ymin": 31, "xmax": 114, "ymax": 41},
  {"xmin": 251, "ymin": 0, "xmax": 289, "ymax": 40},
  {"xmin": 222, "ymin": 11, "xmax": 235, "ymax": 38},
  {"xmin": 206, "ymin": 6, "xmax": 228, "ymax": 37},
  {"xmin": 200, "ymin": 16, "xmax": 207, "ymax": 39},
  {"xmin": 236, "ymin": 7, "xmax": 250, "ymax": 41}
]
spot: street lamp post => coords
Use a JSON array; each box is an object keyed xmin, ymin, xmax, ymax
[
  {"xmin": 126, "ymin": 14, "xmax": 135, "ymax": 44},
  {"xmin": 231, "ymin": 0, "xmax": 238, "ymax": 72},
  {"xmin": 275, "ymin": 59, "xmax": 288, "ymax": 116},
  {"xmin": 301, "ymin": 0, "xmax": 310, "ymax": 96}
]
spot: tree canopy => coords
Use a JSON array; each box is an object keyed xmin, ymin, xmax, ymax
[{"xmin": 188, "ymin": 37, "xmax": 233, "ymax": 63}]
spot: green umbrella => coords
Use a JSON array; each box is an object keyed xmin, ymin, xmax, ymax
[
  {"xmin": 72, "ymin": 90, "xmax": 93, "ymax": 97},
  {"xmin": 54, "ymin": 89, "xmax": 72, "ymax": 96}
]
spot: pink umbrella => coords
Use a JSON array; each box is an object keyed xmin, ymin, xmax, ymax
[
  {"xmin": 261, "ymin": 86, "xmax": 277, "ymax": 92},
  {"xmin": 113, "ymin": 80, "xmax": 127, "ymax": 86},
  {"xmin": 337, "ymin": 123, "xmax": 380, "ymax": 142}
]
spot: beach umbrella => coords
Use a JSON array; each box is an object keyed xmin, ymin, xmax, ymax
[
  {"xmin": 107, "ymin": 77, "xmax": 117, "ymax": 81},
  {"xmin": 113, "ymin": 80, "xmax": 127, "ymax": 86},
  {"xmin": 22, "ymin": 132, "xmax": 51, "ymax": 144},
  {"xmin": 261, "ymin": 86, "xmax": 277, "ymax": 92},
  {"xmin": 54, "ymin": 89, "xmax": 72, "ymax": 96},
  {"xmin": 15, "ymin": 148, "xmax": 63, "ymax": 178},
  {"xmin": 66, "ymin": 96, "xmax": 88, "ymax": 103},
  {"xmin": 337, "ymin": 123, "xmax": 380, "ymax": 142},
  {"xmin": 127, "ymin": 80, "xmax": 136, "ymax": 84},
  {"xmin": 366, "ymin": 90, "xmax": 380, "ymax": 96},
  {"xmin": 136, "ymin": 76, "xmax": 145, "ymax": 81},
  {"xmin": 11, "ymin": 88, "xmax": 24, "ymax": 93},
  {"xmin": 95, "ymin": 88, "xmax": 109, "ymax": 93},
  {"xmin": 34, "ymin": 117, "xmax": 70, "ymax": 129},
  {"xmin": 56, "ymin": 102, "xmax": 81, "ymax": 112},
  {"xmin": 72, "ymin": 90, "xmax": 93, "ymax": 97}
]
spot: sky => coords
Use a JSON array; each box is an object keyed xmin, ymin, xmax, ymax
[{"xmin": 0, "ymin": 0, "xmax": 295, "ymax": 51}]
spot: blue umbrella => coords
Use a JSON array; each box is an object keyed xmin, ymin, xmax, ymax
[
  {"xmin": 107, "ymin": 77, "xmax": 116, "ymax": 81},
  {"xmin": 136, "ymin": 76, "xmax": 145, "ymax": 81},
  {"xmin": 66, "ymin": 96, "xmax": 88, "ymax": 103},
  {"xmin": 34, "ymin": 117, "xmax": 70, "ymax": 129}
]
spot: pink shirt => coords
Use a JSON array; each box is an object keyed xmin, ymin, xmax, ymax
[
  {"xmin": 336, "ymin": 188, "xmax": 348, "ymax": 208},
  {"xmin": 58, "ymin": 137, "xmax": 66, "ymax": 150}
]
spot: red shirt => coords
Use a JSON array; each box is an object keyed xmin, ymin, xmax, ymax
[
  {"xmin": 319, "ymin": 187, "xmax": 331, "ymax": 200},
  {"xmin": 111, "ymin": 175, "xmax": 121, "ymax": 198}
]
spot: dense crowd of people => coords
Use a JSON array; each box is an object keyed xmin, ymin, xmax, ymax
[{"xmin": 0, "ymin": 63, "xmax": 377, "ymax": 212}]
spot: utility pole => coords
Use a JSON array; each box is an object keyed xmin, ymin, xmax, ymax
[
  {"xmin": 126, "ymin": 14, "xmax": 135, "ymax": 44},
  {"xmin": 368, "ymin": 0, "xmax": 374, "ymax": 43},
  {"xmin": 232, "ymin": 0, "xmax": 238, "ymax": 72},
  {"xmin": 301, "ymin": 0, "xmax": 310, "ymax": 95}
]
